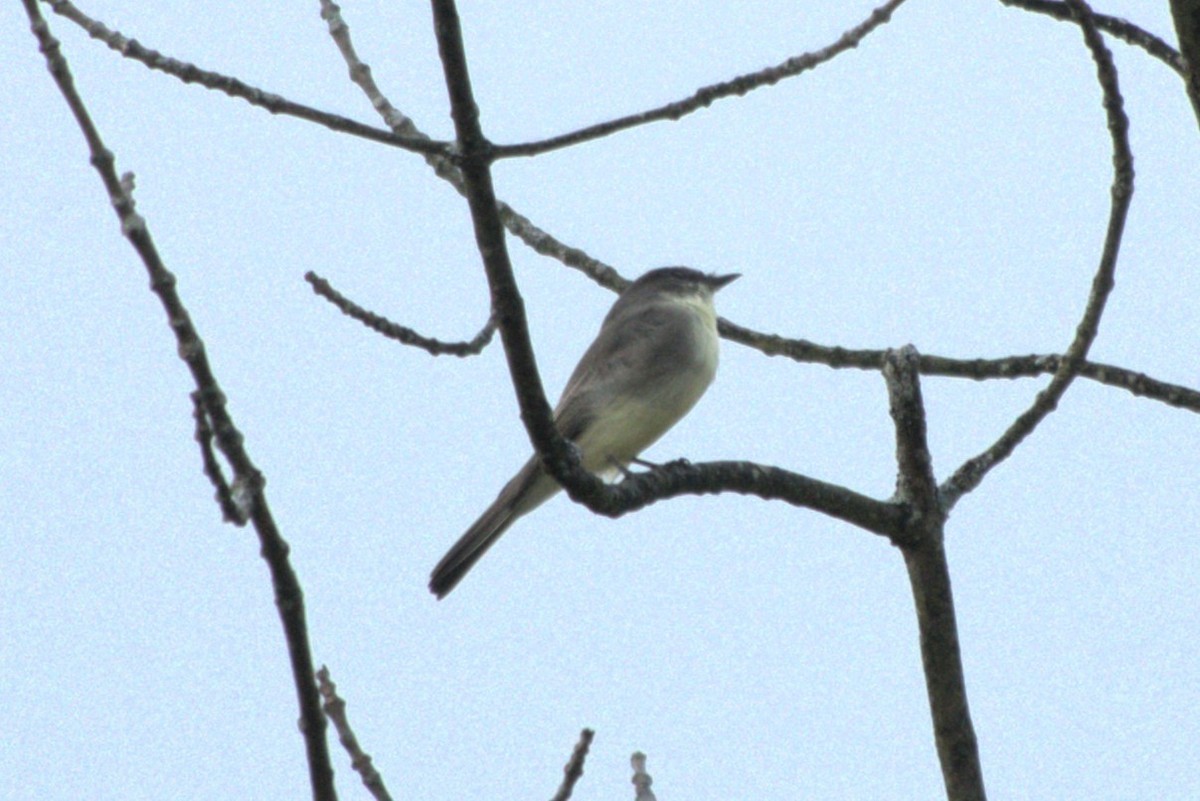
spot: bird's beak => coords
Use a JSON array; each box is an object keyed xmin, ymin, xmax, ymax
[{"xmin": 708, "ymin": 272, "xmax": 741, "ymax": 291}]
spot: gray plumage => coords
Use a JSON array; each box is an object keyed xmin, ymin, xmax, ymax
[{"xmin": 429, "ymin": 267, "xmax": 738, "ymax": 598}]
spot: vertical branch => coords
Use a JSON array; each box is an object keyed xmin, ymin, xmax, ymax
[
  {"xmin": 630, "ymin": 752, "xmax": 658, "ymax": 801},
  {"xmin": 901, "ymin": 539, "xmax": 985, "ymax": 801},
  {"xmin": 885, "ymin": 347, "xmax": 986, "ymax": 801}
]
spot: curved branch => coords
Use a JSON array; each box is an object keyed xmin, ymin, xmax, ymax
[
  {"xmin": 306, "ymin": 271, "xmax": 496, "ymax": 357},
  {"xmin": 567, "ymin": 458, "xmax": 906, "ymax": 541},
  {"xmin": 941, "ymin": 0, "xmax": 1134, "ymax": 510},
  {"xmin": 1001, "ymin": 0, "xmax": 1185, "ymax": 74}
]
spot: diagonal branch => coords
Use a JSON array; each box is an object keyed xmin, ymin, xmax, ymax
[
  {"xmin": 43, "ymin": 0, "xmax": 447, "ymax": 157},
  {"xmin": 491, "ymin": 0, "xmax": 910, "ymax": 159},
  {"xmin": 318, "ymin": 667, "xmax": 392, "ymax": 801},
  {"xmin": 549, "ymin": 729, "xmax": 596, "ymax": 801},
  {"xmin": 426, "ymin": 0, "xmax": 580, "ymax": 489},
  {"xmin": 20, "ymin": 5, "xmax": 337, "ymax": 800},
  {"xmin": 941, "ymin": 0, "xmax": 1134, "ymax": 511}
]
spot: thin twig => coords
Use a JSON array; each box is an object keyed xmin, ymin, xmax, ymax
[
  {"xmin": 192, "ymin": 391, "xmax": 245, "ymax": 523},
  {"xmin": 20, "ymin": 5, "xmax": 337, "ymax": 799},
  {"xmin": 630, "ymin": 753, "xmax": 658, "ymax": 801},
  {"xmin": 492, "ymin": 0, "xmax": 911, "ymax": 159},
  {"xmin": 722, "ymin": 319, "xmax": 1200, "ymax": 412},
  {"xmin": 941, "ymin": 0, "xmax": 1135, "ymax": 510},
  {"xmin": 315, "ymin": 0, "xmax": 641, "ymax": 293},
  {"xmin": 318, "ymin": 0, "xmax": 418, "ymax": 135},
  {"xmin": 306, "ymin": 272, "xmax": 496, "ymax": 357},
  {"xmin": 318, "ymin": 667, "xmax": 392, "ymax": 801},
  {"xmin": 43, "ymin": 0, "xmax": 446, "ymax": 156},
  {"xmin": 549, "ymin": 729, "xmax": 595, "ymax": 801}
]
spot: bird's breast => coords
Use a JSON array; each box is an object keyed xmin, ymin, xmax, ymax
[{"xmin": 575, "ymin": 297, "xmax": 720, "ymax": 470}]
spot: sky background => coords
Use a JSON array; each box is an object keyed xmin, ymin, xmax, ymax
[{"xmin": 3, "ymin": 1, "xmax": 1198, "ymax": 799}]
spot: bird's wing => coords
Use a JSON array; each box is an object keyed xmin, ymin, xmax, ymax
[{"xmin": 553, "ymin": 304, "xmax": 696, "ymax": 439}]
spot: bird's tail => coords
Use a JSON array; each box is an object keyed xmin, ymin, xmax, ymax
[{"xmin": 429, "ymin": 457, "xmax": 558, "ymax": 598}]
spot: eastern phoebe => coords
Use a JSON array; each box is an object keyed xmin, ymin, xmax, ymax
[{"xmin": 429, "ymin": 266, "xmax": 739, "ymax": 598}]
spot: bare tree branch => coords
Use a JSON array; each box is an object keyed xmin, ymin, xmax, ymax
[
  {"xmin": 630, "ymin": 752, "xmax": 658, "ymax": 801},
  {"xmin": 569, "ymin": 458, "xmax": 905, "ymax": 538},
  {"xmin": 319, "ymin": 0, "xmax": 627, "ymax": 293},
  {"xmin": 427, "ymin": 0, "xmax": 589, "ymax": 500},
  {"xmin": 306, "ymin": 271, "xmax": 496, "ymax": 357},
  {"xmin": 1000, "ymin": 0, "xmax": 1185, "ymax": 74},
  {"xmin": 941, "ymin": 0, "xmax": 1135, "ymax": 510},
  {"xmin": 887, "ymin": 347, "xmax": 940, "ymax": 517},
  {"xmin": 20, "ymin": 5, "xmax": 337, "ymax": 799},
  {"xmin": 885, "ymin": 348, "xmax": 986, "ymax": 801},
  {"xmin": 48, "ymin": 0, "xmax": 1192, "ymax": 426},
  {"xmin": 43, "ymin": 0, "xmax": 446, "ymax": 156},
  {"xmin": 722, "ymin": 319, "xmax": 1200, "ymax": 412},
  {"xmin": 549, "ymin": 729, "xmax": 595, "ymax": 801},
  {"xmin": 318, "ymin": 667, "xmax": 392, "ymax": 801},
  {"xmin": 192, "ymin": 390, "xmax": 246, "ymax": 524},
  {"xmin": 317, "ymin": 0, "xmax": 417, "ymax": 136},
  {"xmin": 917, "ymin": 354, "xmax": 1200, "ymax": 410},
  {"xmin": 1170, "ymin": 0, "xmax": 1200, "ymax": 127},
  {"xmin": 491, "ymin": 0, "xmax": 911, "ymax": 159}
]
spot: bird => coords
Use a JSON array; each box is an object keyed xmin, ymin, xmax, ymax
[{"xmin": 429, "ymin": 266, "xmax": 739, "ymax": 598}]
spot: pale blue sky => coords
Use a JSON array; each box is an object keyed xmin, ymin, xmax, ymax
[{"xmin": 3, "ymin": 2, "xmax": 1198, "ymax": 799}]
